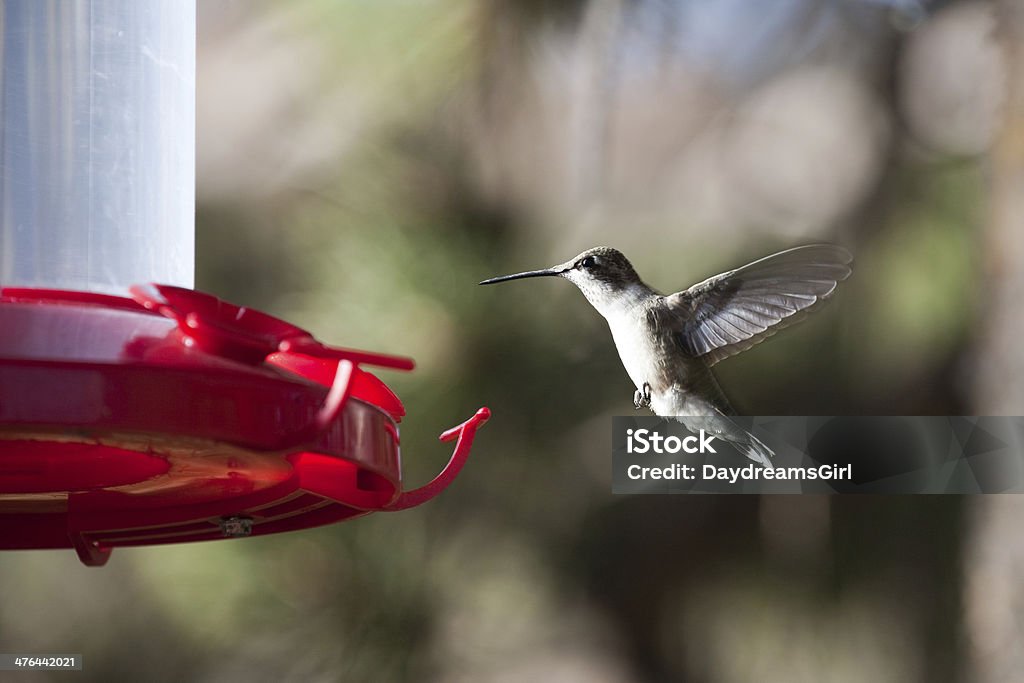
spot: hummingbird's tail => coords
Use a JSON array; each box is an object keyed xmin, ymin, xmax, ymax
[
  {"xmin": 735, "ymin": 430, "xmax": 774, "ymax": 468},
  {"xmin": 658, "ymin": 386, "xmax": 774, "ymax": 466},
  {"xmin": 668, "ymin": 410, "xmax": 775, "ymax": 468}
]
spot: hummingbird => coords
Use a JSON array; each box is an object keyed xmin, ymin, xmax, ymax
[{"xmin": 479, "ymin": 244, "xmax": 853, "ymax": 466}]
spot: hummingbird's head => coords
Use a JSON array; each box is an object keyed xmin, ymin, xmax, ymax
[{"xmin": 479, "ymin": 247, "xmax": 645, "ymax": 316}]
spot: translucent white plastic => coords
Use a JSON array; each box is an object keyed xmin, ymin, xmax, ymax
[{"xmin": 0, "ymin": 1, "xmax": 195, "ymax": 294}]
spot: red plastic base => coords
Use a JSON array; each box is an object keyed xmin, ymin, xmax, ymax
[{"xmin": 0, "ymin": 286, "xmax": 489, "ymax": 565}]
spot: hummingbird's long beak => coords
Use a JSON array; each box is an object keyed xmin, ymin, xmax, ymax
[{"xmin": 478, "ymin": 267, "xmax": 564, "ymax": 285}]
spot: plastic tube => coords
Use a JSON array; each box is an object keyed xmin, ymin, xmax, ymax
[{"xmin": 1, "ymin": 0, "xmax": 195, "ymax": 294}]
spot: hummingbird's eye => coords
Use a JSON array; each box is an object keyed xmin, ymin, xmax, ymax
[{"xmin": 579, "ymin": 256, "xmax": 596, "ymax": 269}]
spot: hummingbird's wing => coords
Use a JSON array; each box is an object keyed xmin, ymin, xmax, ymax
[{"xmin": 661, "ymin": 244, "xmax": 852, "ymax": 366}]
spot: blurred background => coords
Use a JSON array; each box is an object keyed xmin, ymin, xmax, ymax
[{"xmin": 4, "ymin": 0, "xmax": 1024, "ymax": 680}]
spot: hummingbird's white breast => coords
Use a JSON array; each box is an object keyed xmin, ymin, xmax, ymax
[
  {"xmin": 608, "ymin": 310, "xmax": 722, "ymax": 417},
  {"xmin": 597, "ymin": 286, "xmax": 667, "ymax": 395},
  {"xmin": 564, "ymin": 264, "xmax": 722, "ymax": 416},
  {"xmin": 609, "ymin": 315, "xmax": 659, "ymax": 392}
]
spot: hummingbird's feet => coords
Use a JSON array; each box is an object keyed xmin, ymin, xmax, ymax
[{"xmin": 633, "ymin": 383, "xmax": 652, "ymax": 410}]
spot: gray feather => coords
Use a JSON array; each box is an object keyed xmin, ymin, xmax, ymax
[{"xmin": 663, "ymin": 244, "xmax": 852, "ymax": 366}]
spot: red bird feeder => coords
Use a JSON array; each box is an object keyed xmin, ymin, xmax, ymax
[
  {"xmin": 0, "ymin": 3, "xmax": 487, "ymax": 565},
  {"xmin": 0, "ymin": 286, "xmax": 489, "ymax": 566}
]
